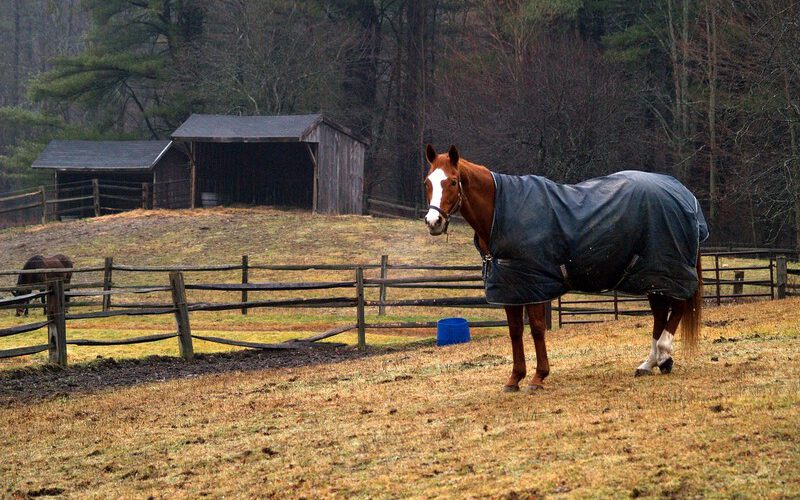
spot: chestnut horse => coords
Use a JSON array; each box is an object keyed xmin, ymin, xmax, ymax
[
  {"xmin": 423, "ymin": 145, "xmax": 704, "ymax": 392},
  {"xmin": 14, "ymin": 254, "xmax": 73, "ymax": 316}
]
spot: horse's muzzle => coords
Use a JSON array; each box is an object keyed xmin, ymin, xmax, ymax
[{"xmin": 426, "ymin": 218, "xmax": 445, "ymax": 236}]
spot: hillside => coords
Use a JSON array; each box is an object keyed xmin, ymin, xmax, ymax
[{"xmin": 0, "ymin": 207, "xmax": 477, "ymax": 271}]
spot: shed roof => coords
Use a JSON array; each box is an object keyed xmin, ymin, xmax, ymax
[
  {"xmin": 171, "ymin": 113, "xmax": 367, "ymax": 144},
  {"xmin": 32, "ymin": 140, "xmax": 174, "ymax": 171}
]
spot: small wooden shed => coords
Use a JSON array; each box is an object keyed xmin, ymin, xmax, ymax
[
  {"xmin": 171, "ymin": 114, "xmax": 366, "ymax": 214},
  {"xmin": 31, "ymin": 140, "xmax": 189, "ymax": 212}
]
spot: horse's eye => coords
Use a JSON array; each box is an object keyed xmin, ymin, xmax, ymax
[{"xmin": 451, "ymin": 180, "xmax": 457, "ymax": 186}]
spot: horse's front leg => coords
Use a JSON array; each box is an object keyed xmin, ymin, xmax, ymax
[
  {"xmin": 503, "ymin": 305, "xmax": 526, "ymax": 392},
  {"xmin": 525, "ymin": 303, "xmax": 550, "ymax": 391}
]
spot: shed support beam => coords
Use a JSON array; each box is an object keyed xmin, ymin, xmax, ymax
[
  {"xmin": 306, "ymin": 143, "xmax": 319, "ymax": 214},
  {"xmin": 190, "ymin": 142, "xmax": 197, "ymax": 209}
]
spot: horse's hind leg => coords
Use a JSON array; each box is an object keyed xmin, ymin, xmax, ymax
[
  {"xmin": 503, "ymin": 305, "xmax": 526, "ymax": 392},
  {"xmin": 636, "ymin": 295, "xmax": 670, "ymax": 376},
  {"xmin": 655, "ymin": 299, "xmax": 686, "ymax": 374}
]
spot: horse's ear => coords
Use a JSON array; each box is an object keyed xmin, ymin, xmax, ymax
[
  {"xmin": 425, "ymin": 144, "xmax": 437, "ymax": 163},
  {"xmin": 448, "ymin": 145, "xmax": 459, "ymax": 166}
]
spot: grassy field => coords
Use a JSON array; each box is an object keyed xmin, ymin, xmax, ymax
[
  {"xmin": 1, "ymin": 297, "xmax": 798, "ymax": 497},
  {"xmin": 1, "ymin": 207, "xmax": 794, "ymax": 370},
  {"xmin": 0, "ymin": 208, "xmax": 798, "ymax": 497}
]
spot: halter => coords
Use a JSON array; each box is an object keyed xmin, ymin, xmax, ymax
[{"xmin": 427, "ymin": 181, "xmax": 463, "ymax": 235}]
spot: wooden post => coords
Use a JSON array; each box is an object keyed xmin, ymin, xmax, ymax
[
  {"xmin": 169, "ymin": 271, "xmax": 194, "ymax": 360},
  {"xmin": 241, "ymin": 255, "xmax": 249, "ymax": 315},
  {"xmin": 142, "ymin": 182, "xmax": 150, "ymax": 209},
  {"xmin": 557, "ymin": 295, "xmax": 563, "ymax": 328},
  {"xmin": 92, "ymin": 178, "xmax": 101, "ymax": 217},
  {"xmin": 769, "ymin": 256, "xmax": 775, "ymax": 299},
  {"xmin": 356, "ymin": 267, "xmax": 366, "ymax": 348},
  {"xmin": 714, "ymin": 254, "xmax": 721, "ymax": 305},
  {"xmin": 733, "ymin": 271, "xmax": 744, "ymax": 296},
  {"xmin": 306, "ymin": 143, "xmax": 318, "ymax": 214},
  {"xmin": 102, "ymin": 257, "xmax": 113, "ymax": 311},
  {"xmin": 776, "ymin": 255, "xmax": 787, "ymax": 299},
  {"xmin": 46, "ymin": 279, "xmax": 67, "ymax": 367},
  {"xmin": 39, "ymin": 185, "xmax": 46, "ymax": 224},
  {"xmin": 190, "ymin": 142, "xmax": 197, "ymax": 209},
  {"xmin": 613, "ymin": 290, "xmax": 619, "ymax": 320},
  {"xmin": 378, "ymin": 255, "xmax": 389, "ymax": 316},
  {"xmin": 544, "ymin": 301, "xmax": 553, "ymax": 330}
]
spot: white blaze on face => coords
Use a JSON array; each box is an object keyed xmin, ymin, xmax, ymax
[{"xmin": 425, "ymin": 168, "xmax": 448, "ymax": 226}]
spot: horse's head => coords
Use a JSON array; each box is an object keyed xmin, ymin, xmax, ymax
[{"xmin": 423, "ymin": 144, "xmax": 462, "ymax": 236}]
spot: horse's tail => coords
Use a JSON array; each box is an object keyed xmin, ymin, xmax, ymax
[{"xmin": 680, "ymin": 253, "xmax": 703, "ymax": 352}]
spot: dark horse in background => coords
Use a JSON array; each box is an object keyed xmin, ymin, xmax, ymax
[
  {"xmin": 423, "ymin": 145, "xmax": 707, "ymax": 392},
  {"xmin": 13, "ymin": 254, "xmax": 73, "ymax": 316}
]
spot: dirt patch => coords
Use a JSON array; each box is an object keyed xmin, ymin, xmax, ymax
[{"xmin": 0, "ymin": 343, "xmax": 387, "ymax": 406}]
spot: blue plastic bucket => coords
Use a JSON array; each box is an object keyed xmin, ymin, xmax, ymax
[{"xmin": 436, "ymin": 317, "xmax": 470, "ymax": 346}]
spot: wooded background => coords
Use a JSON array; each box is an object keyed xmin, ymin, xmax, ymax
[{"xmin": 0, "ymin": 0, "xmax": 798, "ymax": 249}]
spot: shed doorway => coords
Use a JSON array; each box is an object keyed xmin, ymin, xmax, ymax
[{"xmin": 194, "ymin": 142, "xmax": 315, "ymax": 208}]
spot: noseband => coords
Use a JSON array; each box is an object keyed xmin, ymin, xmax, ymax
[{"xmin": 428, "ymin": 181, "xmax": 463, "ymax": 234}]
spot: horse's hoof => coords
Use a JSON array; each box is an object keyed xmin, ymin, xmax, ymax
[
  {"xmin": 524, "ymin": 384, "xmax": 545, "ymax": 394},
  {"xmin": 502, "ymin": 384, "xmax": 520, "ymax": 393},
  {"xmin": 659, "ymin": 357, "xmax": 673, "ymax": 374},
  {"xmin": 634, "ymin": 368, "xmax": 652, "ymax": 377}
]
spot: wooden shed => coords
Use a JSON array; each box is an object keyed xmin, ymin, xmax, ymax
[
  {"xmin": 171, "ymin": 114, "xmax": 366, "ymax": 214},
  {"xmin": 31, "ymin": 140, "xmax": 189, "ymax": 213}
]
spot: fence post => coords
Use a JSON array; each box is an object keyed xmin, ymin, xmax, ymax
[
  {"xmin": 46, "ymin": 279, "xmax": 67, "ymax": 367},
  {"xmin": 733, "ymin": 271, "xmax": 744, "ymax": 296},
  {"xmin": 714, "ymin": 254, "xmax": 721, "ymax": 305},
  {"xmin": 169, "ymin": 271, "xmax": 194, "ymax": 360},
  {"xmin": 557, "ymin": 295, "xmax": 563, "ymax": 328},
  {"xmin": 92, "ymin": 178, "xmax": 101, "ymax": 217},
  {"xmin": 241, "ymin": 255, "xmax": 249, "ymax": 315},
  {"xmin": 378, "ymin": 255, "xmax": 388, "ymax": 316},
  {"xmin": 356, "ymin": 267, "xmax": 366, "ymax": 348},
  {"xmin": 39, "ymin": 185, "xmax": 47, "ymax": 224},
  {"xmin": 613, "ymin": 291, "xmax": 619, "ymax": 320},
  {"xmin": 102, "ymin": 257, "xmax": 113, "ymax": 311},
  {"xmin": 776, "ymin": 255, "xmax": 787, "ymax": 299},
  {"xmin": 544, "ymin": 301, "xmax": 553, "ymax": 330},
  {"xmin": 142, "ymin": 182, "xmax": 150, "ymax": 209}
]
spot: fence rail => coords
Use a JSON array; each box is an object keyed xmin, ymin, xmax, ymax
[
  {"xmin": 0, "ymin": 250, "xmax": 796, "ymax": 367},
  {"xmin": 0, "ymin": 179, "xmax": 151, "ymax": 229}
]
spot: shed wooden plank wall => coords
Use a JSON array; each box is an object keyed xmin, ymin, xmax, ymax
[
  {"xmin": 313, "ymin": 124, "xmax": 365, "ymax": 215},
  {"xmin": 152, "ymin": 148, "xmax": 191, "ymax": 209}
]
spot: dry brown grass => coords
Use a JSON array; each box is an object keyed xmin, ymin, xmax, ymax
[
  {"xmin": 2, "ymin": 297, "xmax": 798, "ymax": 498},
  {"xmin": 1, "ymin": 208, "xmax": 798, "ymax": 496}
]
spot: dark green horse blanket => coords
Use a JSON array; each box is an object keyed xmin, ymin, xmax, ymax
[{"xmin": 479, "ymin": 170, "xmax": 709, "ymax": 305}]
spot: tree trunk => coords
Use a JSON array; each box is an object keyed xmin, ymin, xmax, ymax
[
  {"xmin": 706, "ymin": 2, "xmax": 718, "ymax": 234},
  {"xmin": 12, "ymin": 0, "xmax": 21, "ymax": 105},
  {"xmin": 396, "ymin": 0, "xmax": 430, "ymax": 205},
  {"xmin": 786, "ymin": 70, "xmax": 800, "ymax": 252}
]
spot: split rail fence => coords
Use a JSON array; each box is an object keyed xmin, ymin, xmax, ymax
[
  {"xmin": 0, "ymin": 179, "xmax": 150, "ymax": 229},
  {"xmin": 0, "ymin": 250, "xmax": 795, "ymax": 367}
]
